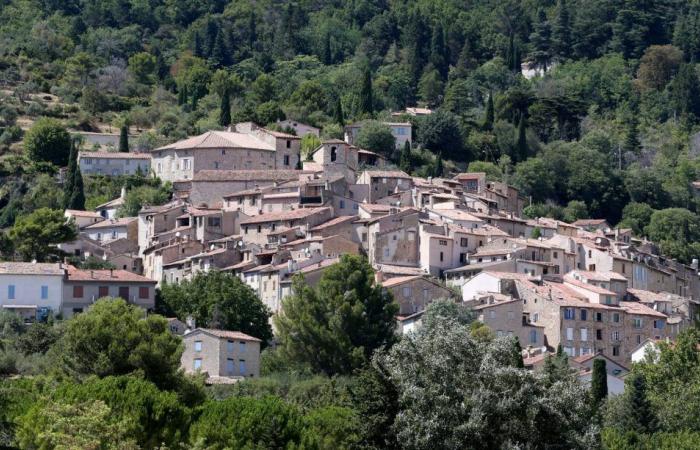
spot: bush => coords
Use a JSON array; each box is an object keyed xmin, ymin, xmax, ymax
[{"xmin": 23, "ymin": 117, "xmax": 71, "ymax": 166}]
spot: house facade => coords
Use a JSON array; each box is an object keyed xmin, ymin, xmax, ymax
[
  {"xmin": 181, "ymin": 328, "xmax": 261, "ymax": 380},
  {"xmin": 78, "ymin": 152, "xmax": 151, "ymax": 176}
]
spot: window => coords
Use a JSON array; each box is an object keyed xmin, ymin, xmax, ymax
[
  {"xmin": 632, "ymin": 317, "xmax": 643, "ymax": 328},
  {"xmin": 439, "ymin": 251, "xmax": 444, "ymax": 262},
  {"xmin": 207, "ymin": 217, "xmax": 221, "ymax": 227},
  {"xmin": 566, "ymin": 327, "xmax": 574, "ymax": 340},
  {"xmin": 339, "ymin": 200, "xmax": 345, "ymax": 209},
  {"xmin": 284, "ymin": 155, "xmax": 290, "ymax": 166},
  {"xmin": 157, "ymin": 163, "xmax": 162, "ymax": 173},
  {"xmin": 423, "ymin": 288, "xmax": 429, "ymax": 300},
  {"xmin": 563, "ymin": 346, "xmax": 574, "ymax": 357},
  {"xmin": 402, "ymin": 287, "xmax": 412, "ymax": 298},
  {"xmin": 193, "ymin": 358, "xmax": 202, "ymax": 370},
  {"xmin": 438, "ymin": 240, "xmax": 448, "ymax": 246},
  {"xmin": 507, "ymin": 310, "xmax": 514, "ymax": 320},
  {"xmin": 183, "ymin": 159, "xmax": 191, "ymax": 170},
  {"xmin": 227, "ymin": 358, "xmax": 235, "ymax": 375},
  {"xmin": 612, "ymin": 331, "xmax": 620, "ymax": 341},
  {"xmin": 240, "ymin": 341, "xmax": 246, "ymax": 352},
  {"xmin": 654, "ymin": 320, "xmax": 665, "ymax": 329},
  {"xmin": 636, "ymin": 334, "xmax": 642, "ymax": 344},
  {"xmin": 564, "ymin": 308, "xmax": 575, "ymax": 320},
  {"xmin": 40, "ymin": 285, "xmax": 48, "ymax": 299},
  {"xmin": 604, "ymin": 295, "xmax": 613, "ymax": 304},
  {"xmin": 596, "ymin": 329, "xmax": 603, "ymax": 340},
  {"xmin": 533, "ymin": 313, "xmax": 539, "ymax": 322},
  {"xmin": 139, "ymin": 287, "xmax": 149, "ymax": 299},
  {"xmin": 84, "ymin": 158, "xmax": 92, "ymax": 164},
  {"xmin": 227, "ymin": 340, "xmax": 234, "ymax": 353},
  {"xmin": 98, "ymin": 286, "xmax": 109, "ymax": 297},
  {"xmin": 580, "ymin": 309, "xmax": 588, "ymax": 321},
  {"xmin": 194, "ymin": 341, "xmax": 202, "ymax": 352},
  {"xmin": 257, "ymin": 225, "xmax": 262, "ymax": 233},
  {"xmin": 73, "ymin": 286, "xmax": 84, "ymax": 298},
  {"xmin": 595, "ymin": 312, "xmax": 603, "ymax": 322},
  {"xmin": 612, "ymin": 313, "xmax": 620, "ymax": 323},
  {"xmin": 72, "ymin": 308, "xmax": 83, "ymax": 315},
  {"xmin": 460, "ymin": 238, "xmax": 468, "ymax": 247},
  {"xmin": 553, "ymin": 251, "xmax": 558, "ymax": 258},
  {"xmin": 612, "ymin": 345, "xmax": 620, "ymax": 356},
  {"xmin": 118, "ymin": 286, "xmax": 129, "ymax": 300},
  {"xmin": 239, "ymin": 359, "xmax": 247, "ymax": 375},
  {"xmin": 214, "ymin": 162, "xmax": 219, "ymax": 169},
  {"xmin": 581, "ymin": 347, "xmax": 591, "ymax": 356},
  {"xmin": 580, "ymin": 328, "xmax": 588, "ymax": 341},
  {"xmin": 286, "ymin": 140, "xmax": 291, "ymax": 148},
  {"xmin": 529, "ymin": 329, "xmax": 538, "ymax": 344},
  {"xmin": 488, "ymin": 310, "xmax": 496, "ymax": 319}
]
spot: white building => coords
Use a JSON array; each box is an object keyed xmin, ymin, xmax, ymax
[
  {"xmin": 79, "ymin": 152, "xmax": 151, "ymax": 176},
  {"xmin": 0, "ymin": 262, "xmax": 65, "ymax": 320}
]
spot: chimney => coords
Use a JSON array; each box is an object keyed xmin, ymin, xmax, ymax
[
  {"xmin": 110, "ymin": 268, "xmax": 114, "ymax": 278},
  {"xmin": 186, "ymin": 316, "xmax": 196, "ymax": 330},
  {"xmin": 90, "ymin": 270, "xmax": 95, "ymax": 279},
  {"xmin": 375, "ymin": 270, "xmax": 384, "ymax": 283}
]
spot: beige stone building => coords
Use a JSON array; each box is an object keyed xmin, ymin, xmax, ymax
[
  {"xmin": 181, "ymin": 328, "xmax": 261, "ymax": 380},
  {"xmin": 380, "ymin": 275, "xmax": 454, "ymax": 315},
  {"xmin": 152, "ymin": 123, "xmax": 301, "ymax": 183},
  {"xmin": 356, "ymin": 170, "xmax": 412, "ymax": 202},
  {"xmin": 472, "ymin": 293, "xmax": 545, "ymax": 348},
  {"xmin": 238, "ymin": 207, "xmax": 333, "ymax": 246}
]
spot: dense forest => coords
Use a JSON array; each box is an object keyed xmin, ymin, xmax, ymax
[{"xmin": 2, "ymin": 1, "xmax": 700, "ymax": 262}]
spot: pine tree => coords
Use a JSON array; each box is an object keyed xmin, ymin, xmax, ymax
[
  {"xmin": 334, "ymin": 97, "xmax": 345, "ymax": 126},
  {"xmin": 505, "ymin": 34, "xmax": 516, "ymax": 72},
  {"xmin": 399, "ymin": 141, "xmax": 412, "ymax": 174},
  {"xmin": 623, "ymin": 115, "xmax": 640, "ymax": 154},
  {"xmin": 63, "ymin": 139, "xmax": 77, "ymax": 208},
  {"xmin": 219, "ymin": 89, "xmax": 231, "ymax": 127},
  {"xmin": 359, "ymin": 66, "xmax": 373, "ymax": 116},
  {"xmin": 483, "ymin": 92, "xmax": 494, "ymax": 131},
  {"xmin": 590, "ymin": 359, "xmax": 608, "ymax": 409},
  {"xmin": 455, "ymin": 40, "xmax": 477, "ymax": 78},
  {"xmin": 118, "ymin": 125, "xmax": 129, "ymax": 152},
  {"xmin": 193, "ymin": 32, "xmax": 203, "ymax": 57},
  {"xmin": 516, "ymin": 115, "xmax": 528, "ymax": 162},
  {"xmin": 430, "ymin": 22, "xmax": 448, "ymax": 78},
  {"xmin": 512, "ymin": 41, "xmax": 522, "ymax": 73},
  {"xmin": 406, "ymin": 11, "xmax": 428, "ymax": 84},
  {"xmin": 552, "ymin": 0, "xmax": 572, "ymax": 59},
  {"xmin": 211, "ymin": 28, "xmax": 228, "ymax": 67},
  {"xmin": 68, "ymin": 165, "xmax": 86, "ymax": 210},
  {"xmin": 530, "ymin": 8, "xmax": 552, "ymax": 71}
]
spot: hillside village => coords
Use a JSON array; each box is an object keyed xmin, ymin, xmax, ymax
[{"xmin": 3, "ymin": 119, "xmax": 697, "ymax": 387}]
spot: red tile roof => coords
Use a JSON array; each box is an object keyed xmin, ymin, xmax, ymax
[
  {"xmin": 239, "ymin": 207, "xmax": 331, "ymax": 224},
  {"xmin": 65, "ymin": 265, "xmax": 156, "ymax": 283}
]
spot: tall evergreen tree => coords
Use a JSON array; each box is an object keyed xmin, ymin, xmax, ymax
[
  {"xmin": 455, "ymin": 39, "xmax": 477, "ymax": 78},
  {"xmin": 483, "ymin": 92, "xmax": 494, "ymax": 131},
  {"xmin": 670, "ymin": 63, "xmax": 700, "ymax": 121},
  {"xmin": 322, "ymin": 32, "xmax": 332, "ymax": 65},
  {"xmin": 590, "ymin": 359, "xmax": 608, "ymax": 408},
  {"xmin": 248, "ymin": 12, "xmax": 257, "ymax": 49},
  {"xmin": 219, "ymin": 89, "xmax": 231, "ymax": 127},
  {"xmin": 511, "ymin": 337, "xmax": 524, "ymax": 368},
  {"xmin": 63, "ymin": 139, "xmax": 77, "ymax": 208},
  {"xmin": 552, "ymin": 0, "xmax": 572, "ymax": 59},
  {"xmin": 405, "ymin": 11, "xmax": 428, "ymax": 84},
  {"xmin": 334, "ymin": 97, "xmax": 345, "ymax": 126},
  {"xmin": 430, "ymin": 22, "xmax": 448, "ymax": 78},
  {"xmin": 625, "ymin": 373, "xmax": 657, "ymax": 434},
  {"xmin": 623, "ymin": 114, "xmax": 640, "ymax": 155},
  {"xmin": 399, "ymin": 140, "xmax": 413, "ymax": 174},
  {"xmin": 68, "ymin": 165, "xmax": 86, "ymax": 210},
  {"xmin": 193, "ymin": 32, "xmax": 203, "ymax": 57},
  {"xmin": 516, "ymin": 115, "xmax": 528, "ymax": 162},
  {"xmin": 359, "ymin": 66, "xmax": 374, "ymax": 116},
  {"xmin": 211, "ymin": 28, "xmax": 228, "ymax": 67},
  {"xmin": 433, "ymin": 153, "xmax": 443, "ymax": 177},
  {"xmin": 530, "ymin": 9, "xmax": 552, "ymax": 71},
  {"xmin": 118, "ymin": 125, "xmax": 129, "ymax": 152}
]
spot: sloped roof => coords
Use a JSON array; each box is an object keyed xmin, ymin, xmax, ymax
[
  {"xmin": 79, "ymin": 151, "xmax": 150, "ymax": 159},
  {"xmin": 84, "ymin": 217, "xmax": 137, "ymax": 229},
  {"xmin": 155, "ymin": 131, "xmax": 275, "ymax": 151},
  {"xmin": 239, "ymin": 207, "xmax": 331, "ymax": 224},
  {"xmin": 186, "ymin": 328, "xmax": 262, "ymax": 342},
  {"xmin": 0, "ymin": 262, "xmax": 64, "ymax": 276},
  {"xmin": 65, "ymin": 265, "xmax": 156, "ymax": 283},
  {"xmin": 193, "ymin": 170, "xmax": 309, "ymax": 182}
]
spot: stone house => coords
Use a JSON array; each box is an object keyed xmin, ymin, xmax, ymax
[
  {"xmin": 83, "ymin": 217, "xmax": 138, "ymax": 245},
  {"xmin": 380, "ymin": 274, "xmax": 454, "ymax": 315},
  {"xmin": 151, "ymin": 123, "xmax": 301, "ymax": 183},
  {"xmin": 62, "ymin": 265, "xmax": 156, "ymax": 318},
  {"xmin": 356, "ymin": 170, "xmax": 412, "ymax": 203},
  {"xmin": 572, "ymin": 219, "xmax": 611, "ymax": 232},
  {"xmin": 78, "ymin": 151, "xmax": 151, "ymax": 176},
  {"xmin": 472, "ymin": 293, "xmax": 545, "ymax": 348},
  {"xmin": 65, "ymin": 209, "xmax": 104, "ymax": 230},
  {"xmin": 181, "ymin": 328, "xmax": 261, "ymax": 380},
  {"xmin": 454, "ymin": 172, "xmax": 487, "ymax": 193},
  {"xmin": 137, "ymin": 201, "xmax": 188, "ymax": 253},
  {"xmin": 344, "ymin": 122, "xmax": 412, "ymax": 149},
  {"xmin": 188, "ymin": 170, "xmax": 310, "ymax": 206},
  {"xmin": 367, "ymin": 209, "xmax": 421, "ymax": 268},
  {"xmin": 143, "ymin": 239, "xmax": 205, "ymax": 284},
  {"xmin": 309, "ymin": 140, "xmax": 358, "ymax": 183},
  {"xmin": 238, "ymin": 207, "xmax": 333, "ymax": 246}
]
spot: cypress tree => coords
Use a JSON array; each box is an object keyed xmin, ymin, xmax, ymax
[
  {"xmin": 483, "ymin": 92, "xmax": 494, "ymax": 131},
  {"xmin": 219, "ymin": 89, "xmax": 231, "ymax": 127},
  {"xmin": 178, "ymin": 85, "xmax": 188, "ymax": 106},
  {"xmin": 118, "ymin": 125, "xmax": 129, "ymax": 152},
  {"xmin": 430, "ymin": 22, "xmax": 448, "ymax": 78},
  {"xmin": 530, "ymin": 8, "xmax": 552, "ymax": 71},
  {"xmin": 322, "ymin": 32, "xmax": 332, "ymax": 65},
  {"xmin": 591, "ymin": 359, "xmax": 608, "ymax": 409},
  {"xmin": 511, "ymin": 337, "xmax": 524, "ymax": 368},
  {"xmin": 406, "ymin": 11, "xmax": 428, "ymax": 84},
  {"xmin": 399, "ymin": 141, "xmax": 412, "ymax": 174},
  {"xmin": 623, "ymin": 115, "xmax": 640, "ymax": 154},
  {"xmin": 626, "ymin": 372, "xmax": 657, "ymax": 433},
  {"xmin": 433, "ymin": 153, "xmax": 443, "ymax": 177},
  {"xmin": 505, "ymin": 34, "xmax": 515, "ymax": 72},
  {"xmin": 63, "ymin": 139, "xmax": 77, "ymax": 208},
  {"xmin": 211, "ymin": 28, "xmax": 228, "ymax": 67},
  {"xmin": 248, "ymin": 12, "xmax": 257, "ymax": 49},
  {"xmin": 193, "ymin": 32, "xmax": 203, "ymax": 57},
  {"xmin": 670, "ymin": 63, "xmax": 700, "ymax": 121},
  {"xmin": 359, "ymin": 65, "xmax": 373, "ymax": 116},
  {"xmin": 334, "ymin": 97, "xmax": 345, "ymax": 127},
  {"xmin": 552, "ymin": 0, "xmax": 572, "ymax": 59},
  {"xmin": 516, "ymin": 115, "xmax": 528, "ymax": 162},
  {"xmin": 68, "ymin": 165, "xmax": 86, "ymax": 210},
  {"xmin": 512, "ymin": 41, "xmax": 522, "ymax": 73}
]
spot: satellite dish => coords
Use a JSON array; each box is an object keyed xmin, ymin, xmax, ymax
[{"xmin": 175, "ymin": 231, "xmax": 181, "ymax": 238}]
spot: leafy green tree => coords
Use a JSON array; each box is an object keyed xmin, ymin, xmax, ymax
[
  {"xmin": 59, "ymin": 298, "xmax": 183, "ymax": 389},
  {"xmin": 333, "ymin": 97, "xmax": 345, "ymax": 126},
  {"xmin": 591, "ymin": 359, "xmax": 608, "ymax": 409},
  {"xmin": 127, "ymin": 52, "xmax": 156, "ymax": 84},
  {"xmin": 24, "ymin": 118, "xmax": 71, "ymax": 166},
  {"xmin": 563, "ymin": 200, "xmax": 589, "ymax": 223},
  {"xmin": 275, "ymin": 255, "xmax": 398, "ymax": 376},
  {"xmin": 9, "ymin": 208, "xmax": 77, "ymax": 262},
  {"xmin": 355, "ymin": 121, "xmax": 395, "ymax": 157},
  {"xmin": 513, "ymin": 157, "xmax": 556, "ymax": 202},
  {"xmin": 189, "ymin": 396, "xmax": 304, "ymax": 449},
  {"xmin": 301, "ymin": 134, "xmax": 322, "ymax": 159},
  {"xmin": 301, "ymin": 406, "xmax": 362, "ymax": 449},
  {"xmin": 16, "ymin": 322, "xmax": 59, "ymax": 355},
  {"xmin": 646, "ymin": 208, "xmax": 700, "ymax": 263},
  {"xmin": 350, "ymin": 361, "xmax": 400, "ymax": 450},
  {"xmin": 636, "ymin": 45, "xmax": 683, "ymax": 91},
  {"xmin": 618, "ymin": 202, "xmax": 655, "ymax": 235},
  {"xmin": 117, "ymin": 185, "xmax": 170, "ymax": 217},
  {"xmin": 429, "ymin": 23, "xmax": 448, "ymax": 78},
  {"xmin": 17, "ymin": 399, "xmax": 138, "ymax": 450},
  {"xmin": 419, "ymin": 110, "xmax": 465, "ymax": 160},
  {"xmin": 159, "ymin": 271, "xmax": 272, "ymax": 344}
]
